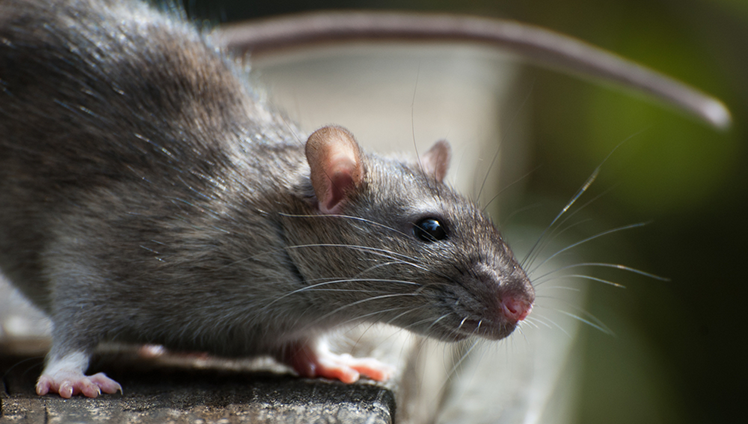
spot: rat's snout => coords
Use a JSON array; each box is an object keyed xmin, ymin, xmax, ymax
[
  {"xmin": 473, "ymin": 262, "xmax": 535, "ymax": 324},
  {"xmin": 450, "ymin": 262, "xmax": 535, "ymax": 340}
]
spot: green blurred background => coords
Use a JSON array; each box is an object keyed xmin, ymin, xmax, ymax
[{"xmin": 183, "ymin": 0, "xmax": 747, "ymax": 422}]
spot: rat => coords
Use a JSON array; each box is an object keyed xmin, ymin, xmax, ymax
[
  {"xmin": 0, "ymin": 0, "xmax": 535, "ymax": 398},
  {"xmin": 0, "ymin": 0, "xmax": 730, "ymax": 400}
]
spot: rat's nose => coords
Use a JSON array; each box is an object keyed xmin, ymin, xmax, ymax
[{"xmin": 500, "ymin": 296, "xmax": 532, "ymax": 321}]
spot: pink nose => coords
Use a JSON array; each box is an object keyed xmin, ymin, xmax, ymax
[{"xmin": 501, "ymin": 297, "xmax": 532, "ymax": 321}]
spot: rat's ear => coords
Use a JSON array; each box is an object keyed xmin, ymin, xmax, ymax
[
  {"xmin": 305, "ymin": 126, "xmax": 365, "ymax": 215},
  {"xmin": 420, "ymin": 140, "xmax": 451, "ymax": 183}
]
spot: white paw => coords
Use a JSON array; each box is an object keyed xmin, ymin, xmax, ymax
[{"xmin": 37, "ymin": 351, "xmax": 122, "ymax": 398}]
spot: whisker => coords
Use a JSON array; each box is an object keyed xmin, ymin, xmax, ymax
[
  {"xmin": 422, "ymin": 312, "xmax": 453, "ymax": 335},
  {"xmin": 521, "ymin": 130, "xmax": 645, "ymax": 269},
  {"xmin": 336, "ymin": 305, "xmax": 416, "ymax": 328},
  {"xmin": 534, "ymin": 274, "xmax": 625, "ymax": 288},
  {"xmin": 551, "ymin": 310, "xmax": 613, "ymax": 335},
  {"xmin": 521, "ymin": 167, "xmax": 599, "ymax": 269},
  {"xmin": 411, "ymin": 65, "xmax": 424, "ymax": 178},
  {"xmin": 356, "ymin": 260, "xmax": 407, "ymax": 275},
  {"xmin": 285, "ymin": 243, "xmax": 413, "ymax": 262},
  {"xmin": 284, "ymin": 243, "xmax": 441, "ymax": 276},
  {"xmin": 534, "ymin": 302, "xmax": 613, "ymax": 335},
  {"xmin": 278, "ymin": 212, "xmax": 408, "ymax": 237},
  {"xmin": 523, "ymin": 188, "xmax": 613, "ymax": 270},
  {"xmin": 302, "ymin": 292, "xmax": 422, "ymax": 330},
  {"xmin": 261, "ymin": 278, "xmax": 422, "ymax": 310},
  {"xmin": 522, "ymin": 217, "xmax": 593, "ymax": 270},
  {"xmin": 528, "ymin": 222, "xmax": 649, "ymax": 275},
  {"xmin": 519, "ymin": 316, "xmax": 541, "ymax": 329},
  {"xmin": 443, "ymin": 337, "xmax": 481, "ymax": 385},
  {"xmin": 483, "ymin": 165, "xmax": 543, "ymax": 214},
  {"xmin": 284, "ymin": 243, "xmax": 458, "ymax": 283},
  {"xmin": 457, "ymin": 316, "xmax": 469, "ymax": 332},
  {"xmin": 530, "ymin": 313, "xmax": 572, "ymax": 337},
  {"xmin": 533, "ymin": 262, "xmax": 669, "ymax": 282},
  {"xmin": 522, "ymin": 315, "xmax": 553, "ymax": 330},
  {"xmin": 515, "ymin": 323, "xmax": 530, "ymax": 346},
  {"xmin": 498, "ymin": 202, "xmax": 543, "ymax": 229},
  {"xmin": 385, "ymin": 305, "xmax": 432, "ymax": 327},
  {"xmin": 307, "ymin": 243, "xmax": 462, "ymax": 284},
  {"xmin": 397, "ymin": 316, "xmax": 454, "ymax": 340},
  {"xmin": 476, "ymin": 81, "xmax": 534, "ymax": 204}
]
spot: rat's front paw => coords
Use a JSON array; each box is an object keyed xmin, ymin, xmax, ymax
[
  {"xmin": 286, "ymin": 341, "xmax": 394, "ymax": 384},
  {"xmin": 36, "ymin": 371, "xmax": 122, "ymax": 398}
]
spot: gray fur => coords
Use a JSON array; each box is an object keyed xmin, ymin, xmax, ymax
[{"xmin": 0, "ymin": 0, "xmax": 533, "ymax": 369}]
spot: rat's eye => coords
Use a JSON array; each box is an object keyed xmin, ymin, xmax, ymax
[{"xmin": 414, "ymin": 218, "xmax": 448, "ymax": 242}]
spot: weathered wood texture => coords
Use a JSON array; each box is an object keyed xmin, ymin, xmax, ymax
[{"xmin": 0, "ymin": 351, "xmax": 396, "ymax": 424}]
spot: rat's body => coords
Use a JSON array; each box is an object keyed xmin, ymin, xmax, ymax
[{"xmin": 0, "ymin": 0, "xmax": 534, "ymax": 397}]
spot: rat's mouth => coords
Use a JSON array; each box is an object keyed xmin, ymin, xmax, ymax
[
  {"xmin": 428, "ymin": 318, "xmax": 518, "ymax": 342},
  {"xmin": 457, "ymin": 317, "xmax": 519, "ymax": 341}
]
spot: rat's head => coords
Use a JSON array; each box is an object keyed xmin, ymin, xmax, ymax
[{"xmin": 287, "ymin": 125, "xmax": 534, "ymax": 342}]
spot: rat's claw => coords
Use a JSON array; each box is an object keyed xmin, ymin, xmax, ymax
[{"xmin": 89, "ymin": 372, "xmax": 123, "ymax": 395}]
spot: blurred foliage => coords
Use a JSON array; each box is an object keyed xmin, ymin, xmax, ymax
[{"xmin": 183, "ymin": 0, "xmax": 747, "ymax": 423}]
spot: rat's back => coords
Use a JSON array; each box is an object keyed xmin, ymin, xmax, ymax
[
  {"xmin": 0, "ymin": 0, "xmax": 214, "ymax": 302},
  {"xmin": 0, "ymin": 0, "xmax": 297, "ymax": 307},
  {"xmin": 0, "ymin": 0, "xmax": 258, "ymax": 180}
]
